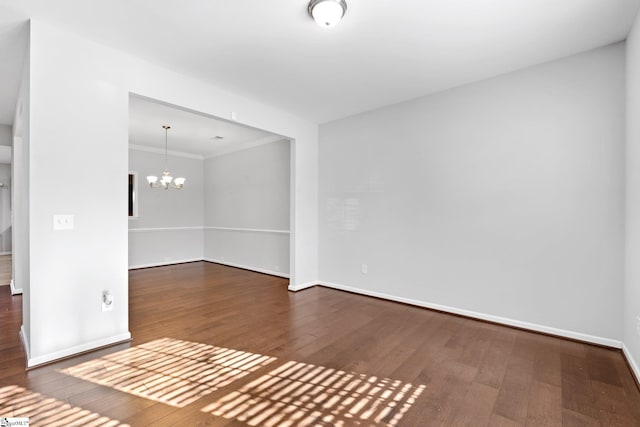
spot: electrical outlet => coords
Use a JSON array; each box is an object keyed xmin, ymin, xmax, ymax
[
  {"xmin": 361, "ymin": 264, "xmax": 368, "ymax": 274},
  {"xmin": 102, "ymin": 291, "xmax": 113, "ymax": 312},
  {"xmin": 53, "ymin": 214, "xmax": 74, "ymax": 230}
]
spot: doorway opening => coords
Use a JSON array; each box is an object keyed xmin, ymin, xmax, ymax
[{"xmin": 127, "ymin": 94, "xmax": 293, "ymax": 282}]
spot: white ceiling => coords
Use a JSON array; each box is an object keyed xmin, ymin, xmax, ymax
[
  {"xmin": 129, "ymin": 96, "xmax": 282, "ymax": 157},
  {"xmin": 0, "ymin": 0, "xmax": 638, "ymax": 126}
]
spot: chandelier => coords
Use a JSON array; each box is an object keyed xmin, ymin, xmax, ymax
[{"xmin": 146, "ymin": 125, "xmax": 186, "ymax": 190}]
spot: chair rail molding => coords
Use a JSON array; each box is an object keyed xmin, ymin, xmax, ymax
[
  {"xmin": 128, "ymin": 226, "xmax": 204, "ymax": 233},
  {"xmin": 204, "ymin": 226, "xmax": 290, "ymax": 235}
]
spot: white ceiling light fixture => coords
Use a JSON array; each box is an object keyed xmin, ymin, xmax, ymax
[
  {"xmin": 146, "ymin": 125, "xmax": 186, "ymax": 190},
  {"xmin": 308, "ymin": 0, "xmax": 347, "ymax": 28}
]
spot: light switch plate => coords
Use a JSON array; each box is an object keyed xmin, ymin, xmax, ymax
[{"xmin": 53, "ymin": 214, "xmax": 74, "ymax": 230}]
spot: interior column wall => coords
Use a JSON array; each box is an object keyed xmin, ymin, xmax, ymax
[
  {"xmin": 625, "ymin": 10, "xmax": 640, "ymax": 381},
  {"xmin": 28, "ymin": 21, "xmax": 131, "ymax": 362},
  {"xmin": 22, "ymin": 19, "xmax": 317, "ymax": 366}
]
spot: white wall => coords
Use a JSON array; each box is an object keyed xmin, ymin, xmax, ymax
[
  {"xmin": 204, "ymin": 139, "xmax": 290, "ymax": 277},
  {"xmin": 0, "ymin": 124, "xmax": 11, "ymax": 146},
  {"xmin": 625, "ymin": 12, "xmax": 640, "ymax": 382},
  {"xmin": 319, "ymin": 43, "xmax": 625, "ymax": 345},
  {"xmin": 128, "ymin": 148, "xmax": 204, "ymax": 268},
  {"xmin": 21, "ymin": 19, "xmax": 317, "ymax": 366},
  {"xmin": 0, "ymin": 163, "xmax": 12, "ymax": 255}
]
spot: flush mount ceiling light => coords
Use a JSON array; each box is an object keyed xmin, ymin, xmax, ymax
[
  {"xmin": 308, "ymin": 0, "xmax": 347, "ymax": 28},
  {"xmin": 147, "ymin": 125, "xmax": 186, "ymax": 190}
]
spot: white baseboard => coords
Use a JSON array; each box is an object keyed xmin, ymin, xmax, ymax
[
  {"xmin": 622, "ymin": 343, "xmax": 640, "ymax": 386},
  {"xmin": 25, "ymin": 332, "xmax": 132, "ymax": 369},
  {"xmin": 288, "ymin": 281, "xmax": 317, "ymax": 292},
  {"xmin": 203, "ymin": 258, "xmax": 290, "ymax": 279},
  {"xmin": 10, "ymin": 279, "xmax": 22, "ymax": 295},
  {"xmin": 317, "ymin": 280, "xmax": 622, "ymax": 349},
  {"xmin": 128, "ymin": 258, "xmax": 202, "ymax": 270}
]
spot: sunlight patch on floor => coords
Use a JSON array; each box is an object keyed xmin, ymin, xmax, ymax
[
  {"xmin": 60, "ymin": 337, "xmax": 276, "ymax": 408},
  {"xmin": 201, "ymin": 360, "xmax": 426, "ymax": 426},
  {"xmin": 0, "ymin": 385, "xmax": 128, "ymax": 427}
]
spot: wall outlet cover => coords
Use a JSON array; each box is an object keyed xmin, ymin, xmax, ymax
[{"xmin": 102, "ymin": 291, "xmax": 113, "ymax": 312}]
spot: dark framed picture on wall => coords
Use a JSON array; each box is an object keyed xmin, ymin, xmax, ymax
[{"xmin": 128, "ymin": 172, "xmax": 138, "ymax": 218}]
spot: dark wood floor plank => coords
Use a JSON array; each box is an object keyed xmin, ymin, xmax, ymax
[
  {"xmin": 448, "ymin": 381, "xmax": 499, "ymax": 426},
  {"xmin": 591, "ymin": 379, "xmax": 637, "ymax": 426},
  {"xmin": 525, "ymin": 380, "xmax": 562, "ymax": 426},
  {"xmin": 533, "ymin": 350, "xmax": 562, "ymax": 388},
  {"xmin": 560, "ymin": 353, "xmax": 597, "ymax": 419},
  {"xmin": 614, "ymin": 355, "xmax": 640, "ymax": 422},
  {"xmin": 405, "ymin": 359, "xmax": 478, "ymax": 426},
  {"xmin": 474, "ymin": 328, "xmax": 517, "ymax": 389},
  {"xmin": 489, "ymin": 413, "xmax": 523, "ymax": 426},
  {"xmin": 493, "ymin": 355, "xmax": 534, "ymax": 424},
  {"xmin": 0, "ymin": 263, "xmax": 639, "ymax": 426},
  {"xmin": 562, "ymin": 408, "xmax": 600, "ymax": 426},
  {"xmin": 585, "ymin": 345, "xmax": 623, "ymax": 387}
]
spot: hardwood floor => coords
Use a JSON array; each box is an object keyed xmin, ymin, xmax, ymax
[{"xmin": 1, "ymin": 261, "xmax": 639, "ymax": 426}]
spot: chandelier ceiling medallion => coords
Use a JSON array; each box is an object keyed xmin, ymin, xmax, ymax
[
  {"xmin": 308, "ymin": 0, "xmax": 347, "ymax": 28},
  {"xmin": 146, "ymin": 125, "xmax": 186, "ymax": 190}
]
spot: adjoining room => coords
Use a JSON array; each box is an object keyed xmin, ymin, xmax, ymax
[{"xmin": 127, "ymin": 95, "xmax": 291, "ymax": 279}]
